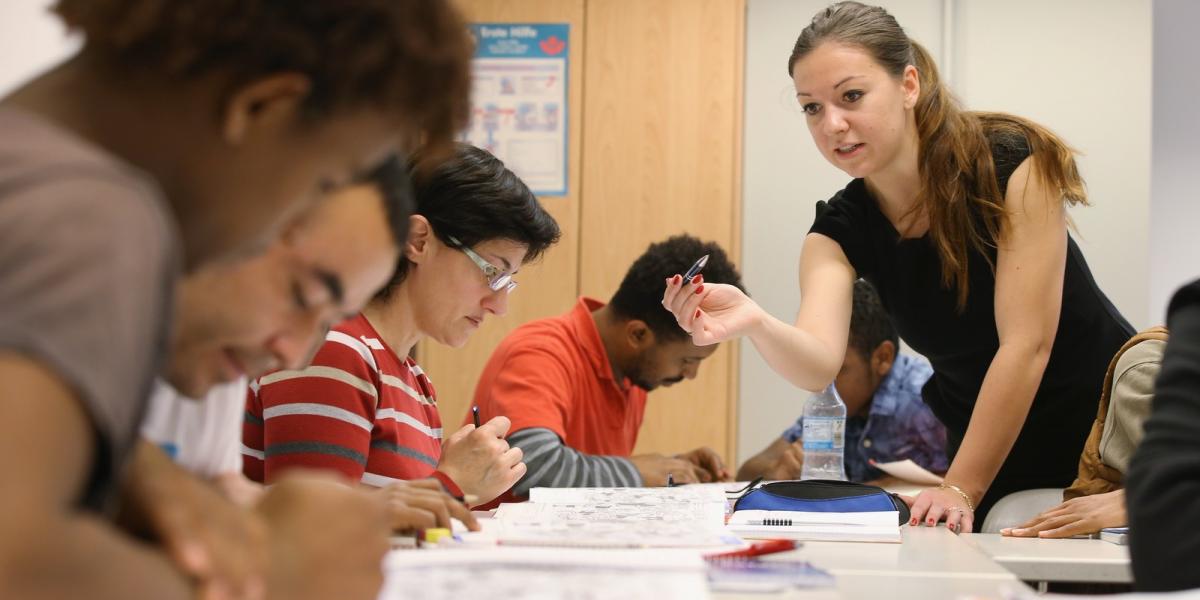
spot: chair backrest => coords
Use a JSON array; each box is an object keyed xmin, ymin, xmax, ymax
[
  {"xmin": 1064, "ymin": 327, "xmax": 1168, "ymax": 499},
  {"xmin": 1098, "ymin": 338, "xmax": 1167, "ymax": 473},
  {"xmin": 980, "ymin": 488, "xmax": 1066, "ymax": 534}
]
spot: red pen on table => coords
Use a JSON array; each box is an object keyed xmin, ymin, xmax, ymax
[{"xmin": 704, "ymin": 539, "xmax": 798, "ymax": 560}]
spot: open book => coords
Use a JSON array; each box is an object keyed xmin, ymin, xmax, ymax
[{"xmin": 726, "ymin": 510, "xmax": 901, "ymax": 543}]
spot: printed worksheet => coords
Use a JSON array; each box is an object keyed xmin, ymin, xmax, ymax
[
  {"xmin": 380, "ymin": 548, "xmax": 709, "ymax": 600},
  {"xmin": 528, "ymin": 483, "xmax": 729, "ymax": 506},
  {"xmin": 493, "ymin": 501, "xmax": 736, "ymax": 548},
  {"xmin": 495, "ymin": 486, "xmax": 738, "ymax": 548}
]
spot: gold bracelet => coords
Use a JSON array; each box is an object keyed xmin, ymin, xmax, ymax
[{"xmin": 937, "ymin": 482, "xmax": 976, "ymax": 512}]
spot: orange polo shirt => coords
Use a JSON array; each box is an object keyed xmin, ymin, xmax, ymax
[{"xmin": 470, "ymin": 297, "xmax": 648, "ymax": 457}]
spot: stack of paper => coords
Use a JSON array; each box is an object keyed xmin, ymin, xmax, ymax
[
  {"xmin": 492, "ymin": 485, "xmax": 741, "ymax": 549},
  {"xmin": 1099, "ymin": 527, "xmax": 1129, "ymax": 545},
  {"xmin": 528, "ymin": 482, "xmax": 734, "ymax": 505},
  {"xmin": 726, "ymin": 510, "xmax": 901, "ymax": 543}
]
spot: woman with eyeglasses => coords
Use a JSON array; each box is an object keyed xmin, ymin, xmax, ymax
[{"xmin": 243, "ymin": 144, "xmax": 561, "ymax": 506}]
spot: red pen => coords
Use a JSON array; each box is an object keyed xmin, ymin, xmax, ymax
[{"xmin": 704, "ymin": 539, "xmax": 798, "ymax": 560}]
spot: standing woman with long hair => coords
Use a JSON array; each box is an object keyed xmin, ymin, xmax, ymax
[{"xmin": 663, "ymin": 1, "xmax": 1132, "ymax": 532}]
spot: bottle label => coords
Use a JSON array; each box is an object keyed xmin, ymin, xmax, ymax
[{"xmin": 801, "ymin": 417, "xmax": 845, "ymax": 451}]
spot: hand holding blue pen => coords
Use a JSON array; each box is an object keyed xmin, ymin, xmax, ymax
[{"xmin": 682, "ymin": 254, "xmax": 709, "ymax": 281}]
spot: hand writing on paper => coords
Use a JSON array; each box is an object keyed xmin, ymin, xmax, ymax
[
  {"xmin": 630, "ymin": 454, "xmax": 704, "ymax": 486},
  {"xmin": 380, "ymin": 478, "xmax": 480, "ymax": 532},
  {"xmin": 676, "ymin": 447, "xmax": 733, "ymax": 482},
  {"xmin": 438, "ymin": 416, "xmax": 526, "ymax": 504}
]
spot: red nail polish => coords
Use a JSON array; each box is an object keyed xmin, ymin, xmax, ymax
[
  {"xmin": 926, "ymin": 519, "xmax": 935, "ymax": 526},
  {"xmin": 909, "ymin": 518, "xmax": 918, "ymax": 526},
  {"xmin": 691, "ymin": 275, "xmax": 701, "ymax": 285},
  {"xmin": 674, "ymin": 274, "xmax": 682, "ymax": 284},
  {"xmin": 694, "ymin": 284, "xmax": 704, "ymax": 294},
  {"xmin": 694, "ymin": 309, "xmax": 701, "ymax": 319}
]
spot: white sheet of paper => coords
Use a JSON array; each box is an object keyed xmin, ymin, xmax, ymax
[
  {"xmin": 383, "ymin": 546, "xmax": 706, "ymax": 571},
  {"xmin": 380, "ymin": 548, "xmax": 709, "ymax": 600},
  {"xmin": 493, "ymin": 499, "xmax": 736, "ymax": 548},
  {"xmin": 872, "ymin": 459, "xmax": 945, "ymax": 485},
  {"xmin": 528, "ymin": 484, "xmax": 728, "ymax": 506}
]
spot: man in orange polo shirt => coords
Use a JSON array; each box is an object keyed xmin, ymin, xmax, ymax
[{"xmin": 471, "ymin": 235, "xmax": 744, "ymax": 503}]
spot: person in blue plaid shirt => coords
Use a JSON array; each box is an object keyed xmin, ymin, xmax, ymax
[{"xmin": 738, "ymin": 280, "xmax": 948, "ymax": 483}]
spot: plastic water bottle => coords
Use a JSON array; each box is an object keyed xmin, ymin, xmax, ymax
[{"xmin": 800, "ymin": 383, "xmax": 847, "ymax": 481}]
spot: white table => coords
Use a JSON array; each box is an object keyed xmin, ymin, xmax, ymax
[
  {"xmin": 389, "ymin": 514, "xmax": 1032, "ymax": 600},
  {"xmin": 962, "ymin": 533, "xmax": 1132, "ymax": 584},
  {"xmin": 715, "ymin": 526, "xmax": 1023, "ymax": 600}
]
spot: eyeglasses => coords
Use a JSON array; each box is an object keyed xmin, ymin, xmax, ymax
[{"xmin": 446, "ymin": 235, "xmax": 517, "ymax": 293}]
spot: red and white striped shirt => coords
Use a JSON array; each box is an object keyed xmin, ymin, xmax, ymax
[{"xmin": 242, "ymin": 313, "xmax": 447, "ymax": 488}]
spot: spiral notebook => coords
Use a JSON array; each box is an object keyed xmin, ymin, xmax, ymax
[{"xmin": 726, "ymin": 510, "xmax": 901, "ymax": 543}]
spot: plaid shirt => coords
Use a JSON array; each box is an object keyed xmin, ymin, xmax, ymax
[{"xmin": 783, "ymin": 354, "xmax": 948, "ymax": 482}]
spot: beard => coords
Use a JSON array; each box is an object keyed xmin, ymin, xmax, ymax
[
  {"xmin": 629, "ymin": 371, "xmax": 683, "ymax": 392},
  {"xmin": 626, "ymin": 362, "xmax": 655, "ymax": 391}
]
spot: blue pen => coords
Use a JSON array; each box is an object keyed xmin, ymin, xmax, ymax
[
  {"xmin": 472, "ymin": 405, "xmax": 481, "ymax": 428},
  {"xmin": 682, "ymin": 254, "xmax": 709, "ymax": 281}
]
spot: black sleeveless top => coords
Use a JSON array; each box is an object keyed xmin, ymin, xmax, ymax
[{"xmin": 809, "ymin": 133, "xmax": 1134, "ymax": 516}]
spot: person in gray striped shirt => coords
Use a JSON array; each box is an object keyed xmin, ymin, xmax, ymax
[{"xmin": 471, "ymin": 235, "xmax": 746, "ymax": 504}]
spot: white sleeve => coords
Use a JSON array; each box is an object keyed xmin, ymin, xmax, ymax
[{"xmin": 208, "ymin": 377, "xmax": 249, "ymax": 477}]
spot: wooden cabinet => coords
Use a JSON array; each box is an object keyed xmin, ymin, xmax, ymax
[{"xmin": 421, "ymin": 0, "xmax": 744, "ymax": 463}]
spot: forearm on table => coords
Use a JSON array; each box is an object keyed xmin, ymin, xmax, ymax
[
  {"xmin": 944, "ymin": 343, "xmax": 1050, "ymax": 502},
  {"xmin": 508, "ymin": 428, "xmax": 641, "ymax": 495}
]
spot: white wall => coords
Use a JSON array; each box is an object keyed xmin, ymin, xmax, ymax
[
  {"xmin": 1149, "ymin": 0, "xmax": 1200, "ymax": 324},
  {"xmin": 738, "ymin": 0, "xmax": 1153, "ymax": 464},
  {"xmin": 0, "ymin": 0, "xmax": 78, "ymax": 96},
  {"xmin": 952, "ymin": 0, "xmax": 1152, "ymax": 328}
]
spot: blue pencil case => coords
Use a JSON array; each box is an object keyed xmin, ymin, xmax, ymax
[{"xmin": 733, "ymin": 480, "xmax": 910, "ymax": 525}]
